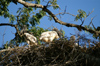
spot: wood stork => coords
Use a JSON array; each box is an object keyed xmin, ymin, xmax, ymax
[{"xmin": 39, "ymin": 28, "xmax": 62, "ymax": 44}]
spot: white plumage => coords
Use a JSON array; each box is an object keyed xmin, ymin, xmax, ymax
[
  {"xmin": 24, "ymin": 33, "xmax": 37, "ymax": 46},
  {"xmin": 39, "ymin": 31, "xmax": 59, "ymax": 43}
]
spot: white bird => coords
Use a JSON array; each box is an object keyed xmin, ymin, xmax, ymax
[
  {"xmin": 20, "ymin": 25, "xmax": 37, "ymax": 48},
  {"xmin": 39, "ymin": 28, "xmax": 61, "ymax": 43},
  {"xmin": 40, "ymin": 31, "xmax": 59, "ymax": 42},
  {"xmin": 24, "ymin": 32, "xmax": 37, "ymax": 47}
]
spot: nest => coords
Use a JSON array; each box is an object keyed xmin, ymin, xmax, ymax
[{"xmin": 0, "ymin": 39, "xmax": 100, "ymax": 66}]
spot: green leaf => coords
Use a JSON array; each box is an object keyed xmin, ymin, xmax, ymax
[
  {"xmin": 16, "ymin": 8, "xmax": 21, "ymax": 13},
  {"xmin": 35, "ymin": 0, "xmax": 40, "ymax": 4},
  {"xmin": 75, "ymin": 9, "xmax": 87, "ymax": 21},
  {"xmin": 49, "ymin": 0, "xmax": 59, "ymax": 9},
  {"xmin": 0, "ymin": 0, "xmax": 10, "ymax": 18},
  {"xmin": 9, "ymin": 14, "xmax": 15, "ymax": 23}
]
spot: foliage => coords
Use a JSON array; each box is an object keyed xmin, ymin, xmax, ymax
[
  {"xmin": 48, "ymin": 15, "xmax": 53, "ymax": 21},
  {"xmin": 29, "ymin": 10, "xmax": 46, "ymax": 26},
  {"xmin": 49, "ymin": 0, "xmax": 59, "ymax": 9},
  {"xmin": 3, "ymin": 41, "xmax": 9, "ymax": 49},
  {"xmin": 60, "ymin": 29, "xmax": 65, "ymax": 37},
  {"xmin": 75, "ymin": 9, "xmax": 87, "ymax": 21},
  {"xmin": 84, "ymin": 25, "xmax": 100, "ymax": 40},
  {"xmin": 84, "ymin": 25, "xmax": 93, "ymax": 33},
  {"xmin": 34, "ymin": 0, "xmax": 40, "ymax": 4},
  {"xmin": 0, "ymin": 0, "xmax": 10, "ymax": 18}
]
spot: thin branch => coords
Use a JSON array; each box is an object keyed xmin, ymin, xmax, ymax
[
  {"xmin": 51, "ymin": 55, "xmax": 60, "ymax": 63},
  {"xmin": 17, "ymin": 8, "xmax": 22, "ymax": 26},
  {"xmin": 87, "ymin": 9, "xmax": 94, "ymax": 17},
  {"xmin": 55, "ymin": 12, "xmax": 76, "ymax": 17},
  {"xmin": 2, "ymin": 27, "xmax": 6, "ymax": 45},
  {"xmin": 0, "ymin": 23, "xmax": 21, "ymax": 36},
  {"xmin": 89, "ymin": 16, "xmax": 97, "ymax": 30},
  {"xmin": 46, "ymin": 1, "xmax": 50, "ymax": 7},
  {"xmin": 80, "ymin": 18, "xmax": 84, "ymax": 26},
  {"xmin": 0, "ymin": 46, "xmax": 27, "ymax": 53},
  {"xmin": 80, "ymin": 9, "xmax": 94, "ymax": 26}
]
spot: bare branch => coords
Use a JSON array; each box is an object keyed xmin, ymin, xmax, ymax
[
  {"xmin": 0, "ymin": 46, "xmax": 27, "ymax": 53},
  {"xmin": 3, "ymin": 28, "xmax": 6, "ymax": 46},
  {"xmin": 55, "ymin": 12, "xmax": 76, "ymax": 17},
  {"xmin": 80, "ymin": 9, "xmax": 94, "ymax": 26},
  {"xmin": 46, "ymin": 1, "xmax": 50, "ymax": 7},
  {"xmin": 0, "ymin": 23, "xmax": 21, "ymax": 36},
  {"xmin": 87, "ymin": 9, "xmax": 94, "ymax": 17},
  {"xmin": 89, "ymin": 16, "xmax": 97, "ymax": 30}
]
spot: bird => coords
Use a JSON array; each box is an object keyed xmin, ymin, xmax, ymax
[
  {"xmin": 20, "ymin": 25, "xmax": 37, "ymax": 48},
  {"xmin": 39, "ymin": 28, "xmax": 62, "ymax": 44},
  {"xmin": 24, "ymin": 32, "xmax": 37, "ymax": 46}
]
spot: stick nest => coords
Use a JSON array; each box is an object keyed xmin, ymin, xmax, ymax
[{"xmin": 0, "ymin": 39, "xmax": 100, "ymax": 66}]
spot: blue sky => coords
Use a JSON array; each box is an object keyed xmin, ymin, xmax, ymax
[{"xmin": 0, "ymin": 0, "xmax": 100, "ymax": 47}]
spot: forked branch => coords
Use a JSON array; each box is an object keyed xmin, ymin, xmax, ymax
[{"xmin": 0, "ymin": 23, "xmax": 21, "ymax": 36}]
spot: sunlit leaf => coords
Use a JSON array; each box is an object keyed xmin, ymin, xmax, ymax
[{"xmin": 75, "ymin": 9, "xmax": 87, "ymax": 21}]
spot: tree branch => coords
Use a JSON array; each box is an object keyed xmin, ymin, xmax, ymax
[
  {"xmin": 3, "ymin": 0, "xmax": 100, "ymax": 36},
  {"xmin": 43, "ymin": 9, "xmax": 100, "ymax": 35},
  {"xmin": 17, "ymin": 0, "xmax": 44, "ymax": 8},
  {"xmin": 0, "ymin": 23, "xmax": 21, "ymax": 36}
]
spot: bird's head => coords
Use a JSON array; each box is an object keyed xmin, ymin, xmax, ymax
[{"xmin": 52, "ymin": 28, "xmax": 62, "ymax": 38}]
